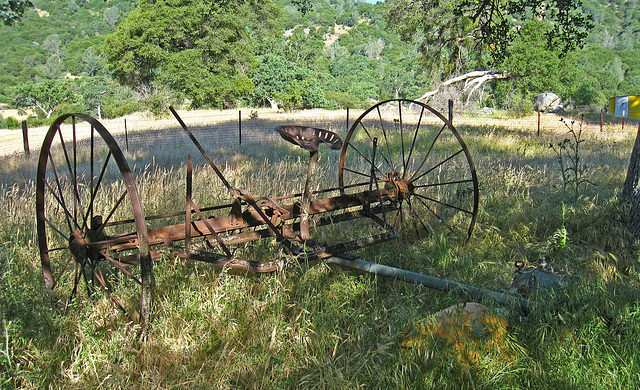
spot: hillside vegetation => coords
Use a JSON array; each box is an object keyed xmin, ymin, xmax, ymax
[{"xmin": 0, "ymin": 0, "xmax": 639, "ymax": 128}]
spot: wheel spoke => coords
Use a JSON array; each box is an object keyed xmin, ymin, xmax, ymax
[
  {"xmin": 44, "ymin": 246, "xmax": 68, "ymax": 253},
  {"xmin": 43, "ymin": 215, "xmax": 70, "ymax": 242},
  {"xmin": 342, "ymin": 167, "xmax": 374, "ymax": 179},
  {"xmin": 47, "ymin": 152, "xmax": 75, "ymax": 233},
  {"xmin": 410, "ymin": 123, "xmax": 447, "ymax": 181},
  {"xmin": 82, "ymin": 150, "xmax": 112, "ymax": 230},
  {"xmin": 376, "ymin": 106, "xmax": 397, "ymax": 173},
  {"xmin": 90, "ymin": 125, "xmax": 94, "ymax": 222},
  {"xmin": 57, "ymin": 130, "xmax": 82, "ymax": 224},
  {"xmin": 399, "ymin": 103, "xmax": 406, "ymax": 178},
  {"xmin": 347, "ymin": 142, "xmax": 386, "ymax": 179},
  {"xmin": 101, "ymin": 251, "xmax": 142, "ymax": 286},
  {"xmin": 414, "ymin": 178, "xmax": 475, "ymax": 189},
  {"xmin": 91, "ymin": 263, "xmax": 110, "ymax": 291},
  {"xmin": 70, "ymin": 261, "xmax": 81, "ymax": 298},
  {"xmin": 52, "ymin": 255, "xmax": 74, "ymax": 290},
  {"xmin": 72, "ymin": 117, "xmax": 78, "ymax": 225},
  {"xmin": 404, "ymin": 106, "xmax": 425, "ymax": 179},
  {"xmin": 413, "ymin": 194, "xmax": 443, "ymax": 223},
  {"xmin": 358, "ymin": 121, "xmax": 396, "ymax": 175},
  {"xmin": 413, "ymin": 192, "xmax": 474, "ymax": 215},
  {"xmin": 412, "ymin": 194, "xmax": 457, "ymax": 235},
  {"xmin": 405, "ymin": 197, "xmax": 436, "ymax": 237},
  {"xmin": 412, "ymin": 149, "xmax": 465, "ymax": 184},
  {"xmin": 98, "ymin": 190, "xmax": 128, "ymax": 235},
  {"xmin": 82, "ymin": 261, "xmax": 97, "ymax": 297},
  {"xmin": 42, "ymin": 179, "xmax": 80, "ymax": 233}
]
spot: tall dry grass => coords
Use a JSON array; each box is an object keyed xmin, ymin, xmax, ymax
[{"xmin": 1, "ymin": 108, "xmax": 640, "ymax": 389}]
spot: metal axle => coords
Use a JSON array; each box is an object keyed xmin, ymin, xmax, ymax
[{"xmin": 327, "ymin": 256, "xmax": 535, "ymax": 310}]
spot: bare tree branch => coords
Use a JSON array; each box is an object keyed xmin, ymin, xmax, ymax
[{"xmin": 416, "ymin": 70, "xmax": 510, "ymax": 103}]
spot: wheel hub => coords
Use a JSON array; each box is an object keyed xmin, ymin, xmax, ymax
[
  {"xmin": 392, "ymin": 177, "xmax": 414, "ymax": 200},
  {"xmin": 69, "ymin": 230, "xmax": 88, "ymax": 262},
  {"xmin": 68, "ymin": 216, "xmax": 108, "ymax": 263}
]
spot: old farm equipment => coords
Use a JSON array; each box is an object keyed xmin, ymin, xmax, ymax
[{"xmin": 36, "ymin": 99, "xmax": 479, "ymax": 325}]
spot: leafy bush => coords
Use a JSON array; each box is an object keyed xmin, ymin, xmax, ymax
[
  {"xmin": 101, "ymin": 99, "xmax": 140, "ymax": 119},
  {"xmin": 141, "ymin": 87, "xmax": 176, "ymax": 117},
  {"xmin": 26, "ymin": 116, "xmax": 54, "ymax": 128},
  {"xmin": 325, "ymin": 90, "xmax": 361, "ymax": 109},
  {"xmin": 53, "ymin": 101, "xmax": 86, "ymax": 117},
  {"xmin": 571, "ymin": 79, "xmax": 605, "ymax": 109},
  {"xmin": 507, "ymin": 93, "xmax": 533, "ymax": 117},
  {"xmin": 2, "ymin": 116, "xmax": 21, "ymax": 130}
]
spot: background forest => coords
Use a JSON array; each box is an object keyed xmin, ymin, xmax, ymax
[{"xmin": 0, "ymin": 0, "xmax": 639, "ymax": 125}]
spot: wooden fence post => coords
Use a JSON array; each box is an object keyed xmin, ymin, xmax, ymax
[
  {"xmin": 346, "ymin": 107, "xmax": 350, "ymax": 132},
  {"xmin": 22, "ymin": 120, "xmax": 30, "ymax": 157},
  {"xmin": 238, "ymin": 110, "xmax": 242, "ymax": 146},
  {"xmin": 448, "ymin": 99, "xmax": 453, "ymax": 124},
  {"xmin": 537, "ymin": 107, "xmax": 541, "ymax": 136},
  {"xmin": 124, "ymin": 118, "xmax": 129, "ymax": 151}
]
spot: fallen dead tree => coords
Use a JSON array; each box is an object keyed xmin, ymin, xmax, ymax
[{"xmin": 417, "ymin": 70, "xmax": 511, "ymax": 106}]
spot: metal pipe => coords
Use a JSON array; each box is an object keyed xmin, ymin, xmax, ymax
[
  {"xmin": 301, "ymin": 150, "xmax": 319, "ymax": 240},
  {"xmin": 326, "ymin": 256, "xmax": 535, "ymax": 310}
]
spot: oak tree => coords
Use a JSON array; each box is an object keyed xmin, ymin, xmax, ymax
[
  {"xmin": 13, "ymin": 80, "xmax": 76, "ymax": 118},
  {"xmin": 385, "ymin": 0, "xmax": 592, "ymax": 67},
  {"xmin": 102, "ymin": 0, "xmax": 281, "ymax": 108}
]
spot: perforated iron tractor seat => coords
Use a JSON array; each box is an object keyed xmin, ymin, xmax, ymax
[{"xmin": 275, "ymin": 125, "xmax": 343, "ymax": 152}]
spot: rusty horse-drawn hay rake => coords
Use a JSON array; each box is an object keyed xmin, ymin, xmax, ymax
[{"xmin": 36, "ymin": 99, "xmax": 479, "ymax": 325}]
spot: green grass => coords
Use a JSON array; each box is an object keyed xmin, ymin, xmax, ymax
[{"xmin": 1, "ymin": 112, "xmax": 640, "ymax": 389}]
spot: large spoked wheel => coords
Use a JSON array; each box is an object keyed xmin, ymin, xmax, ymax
[
  {"xmin": 338, "ymin": 99, "xmax": 479, "ymax": 241},
  {"xmin": 36, "ymin": 113, "xmax": 153, "ymax": 324}
]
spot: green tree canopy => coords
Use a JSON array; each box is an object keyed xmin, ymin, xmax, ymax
[
  {"xmin": 502, "ymin": 20, "xmax": 576, "ymax": 95},
  {"xmin": 385, "ymin": 0, "xmax": 592, "ymax": 69},
  {"xmin": 1, "ymin": 0, "xmax": 32, "ymax": 25},
  {"xmin": 101, "ymin": 0, "xmax": 281, "ymax": 109},
  {"xmin": 13, "ymin": 80, "xmax": 76, "ymax": 118}
]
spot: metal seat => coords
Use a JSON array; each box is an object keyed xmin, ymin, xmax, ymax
[{"xmin": 275, "ymin": 125, "xmax": 343, "ymax": 152}]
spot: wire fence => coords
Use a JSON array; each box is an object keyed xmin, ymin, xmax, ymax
[
  {"xmin": 1, "ymin": 105, "xmax": 638, "ymax": 158},
  {"xmin": 0, "ymin": 108, "xmax": 354, "ymax": 158}
]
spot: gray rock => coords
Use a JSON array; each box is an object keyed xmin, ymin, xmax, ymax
[{"xmin": 533, "ymin": 93, "xmax": 563, "ymax": 113}]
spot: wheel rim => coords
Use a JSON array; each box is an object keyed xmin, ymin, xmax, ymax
[
  {"xmin": 36, "ymin": 113, "xmax": 151, "ymax": 306},
  {"xmin": 338, "ymin": 99, "xmax": 479, "ymax": 241}
]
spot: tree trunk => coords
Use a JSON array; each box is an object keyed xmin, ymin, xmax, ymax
[
  {"xmin": 267, "ymin": 97, "xmax": 279, "ymax": 111},
  {"xmin": 622, "ymin": 123, "xmax": 640, "ymax": 240}
]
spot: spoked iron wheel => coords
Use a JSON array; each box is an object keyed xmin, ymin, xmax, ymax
[
  {"xmin": 338, "ymin": 99, "xmax": 479, "ymax": 241},
  {"xmin": 36, "ymin": 113, "xmax": 153, "ymax": 324}
]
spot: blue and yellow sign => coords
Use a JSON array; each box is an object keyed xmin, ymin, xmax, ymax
[{"xmin": 610, "ymin": 95, "xmax": 640, "ymax": 118}]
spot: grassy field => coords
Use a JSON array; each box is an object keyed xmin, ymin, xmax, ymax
[{"xmin": 1, "ymin": 107, "xmax": 640, "ymax": 389}]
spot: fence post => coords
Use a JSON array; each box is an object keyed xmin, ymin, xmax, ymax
[
  {"xmin": 600, "ymin": 110, "xmax": 603, "ymax": 133},
  {"xmin": 124, "ymin": 118, "xmax": 129, "ymax": 151},
  {"xmin": 622, "ymin": 111, "xmax": 625, "ymax": 130},
  {"xmin": 448, "ymin": 99, "xmax": 453, "ymax": 124},
  {"xmin": 238, "ymin": 110, "xmax": 242, "ymax": 146},
  {"xmin": 346, "ymin": 107, "xmax": 350, "ymax": 133},
  {"xmin": 22, "ymin": 120, "xmax": 30, "ymax": 158},
  {"xmin": 537, "ymin": 107, "xmax": 541, "ymax": 136}
]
